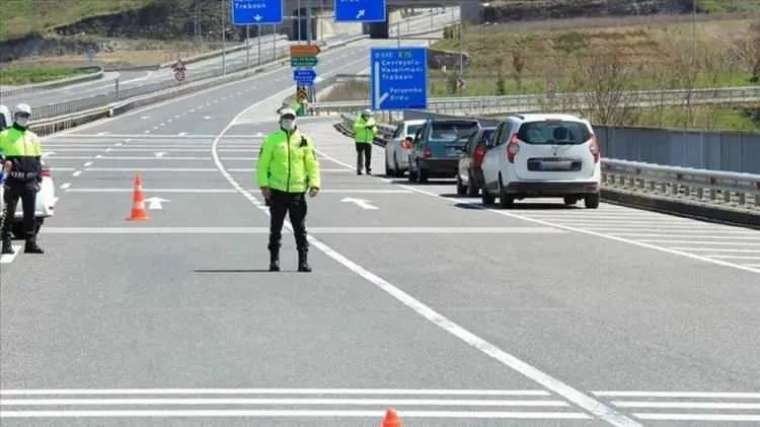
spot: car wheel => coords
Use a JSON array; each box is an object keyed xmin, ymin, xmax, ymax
[
  {"xmin": 394, "ymin": 156, "xmax": 404, "ymax": 178},
  {"xmin": 498, "ymin": 179, "xmax": 514, "ymax": 209},
  {"xmin": 466, "ymin": 172, "xmax": 479, "ymax": 197},
  {"xmin": 564, "ymin": 196, "xmax": 578, "ymax": 206},
  {"xmin": 481, "ymin": 187, "xmax": 495, "ymax": 206},
  {"xmin": 585, "ymin": 193, "xmax": 601, "ymax": 209},
  {"xmin": 456, "ymin": 175, "xmax": 467, "ymax": 196},
  {"xmin": 385, "ymin": 155, "xmax": 393, "ymax": 177},
  {"xmin": 418, "ymin": 165, "xmax": 428, "ymax": 183},
  {"xmin": 408, "ymin": 160, "xmax": 417, "ymax": 183}
]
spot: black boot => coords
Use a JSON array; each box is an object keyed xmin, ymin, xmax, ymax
[
  {"xmin": 297, "ymin": 250, "xmax": 311, "ymax": 273},
  {"xmin": 1, "ymin": 239, "xmax": 14, "ymax": 255},
  {"xmin": 269, "ymin": 249, "xmax": 280, "ymax": 272},
  {"xmin": 24, "ymin": 237, "xmax": 44, "ymax": 254}
]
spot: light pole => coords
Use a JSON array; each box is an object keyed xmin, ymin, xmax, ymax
[
  {"xmin": 297, "ymin": 0, "xmax": 302, "ymax": 41},
  {"xmin": 221, "ymin": 0, "xmax": 227, "ymax": 75},
  {"xmin": 258, "ymin": 24, "xmax": 262, "ymax": 65},
  {"xmin": 246, "ymin": 25, "xmax": 250, "ymax": 68}
]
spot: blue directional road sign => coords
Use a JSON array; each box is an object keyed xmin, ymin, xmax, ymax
[
  {"xmin": 335, "ymin": 0, "xmax": 386, "ymax": 23},
  {"xmin": 293, "ymin": 69, "xmax": 317, "ymax": 86},
  {"xmin": 231, "ymin": 0, "xmax": 283, "ymax": 25},
  {"xmin": 370, "ymin": 47, "xmax": 427, "ymax": 111}
]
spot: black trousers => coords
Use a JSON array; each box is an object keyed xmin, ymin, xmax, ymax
[
  {"xmin": 355, "ymin": 143, "xmax": 372, "ymax": 173},
  {"xmin": 268, "ymin": 189, "xmax": 308, "ymax": 253},
  {"xmin": 2, "ymin": 180, "xmax": 38, "ymax": 241}
]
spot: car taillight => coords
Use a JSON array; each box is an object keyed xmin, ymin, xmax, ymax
[
  {"xmin": 473, "ymin": 145, "xmax": 487, "ymax": 166},
  {"xmin": 589, "ymin": 135, "xmax": 600, "ymax": 163},
  {"xmin": 507, "ymin": 134, "xmax": 521, "ymax": 163},
  {"xmin": 40, "ymin": 168, "xmax": 52, "ymax": 178},
  {"xmin": 423, "ymin": 146, "xmax": 432, "ymax": 159}
]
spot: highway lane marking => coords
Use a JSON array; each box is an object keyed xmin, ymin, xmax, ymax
[
  {"xmin": 40, "ymin": 227, "xmax": 565, "ymax": 235},
  {"xmin": 209, "ymin": 99, "xmax": 641, "ymax": 427},
  {"xmin": 0, "ymin": 388, "xmax": 551, "ymax": 396},
  {"xmin": 708, "ymin": 255, "xmax": 760, "ymax": 260},
  {"xmin": 594, "ymin": 391, "xmax": 760, "ymax": 398},
  {"xmin": 640, "ymin": 239, "xmax": 760, "ymax": 246},
  {"xmin": 63, "ymin": 188, "xmax": 413, "ymax": 194},
  {"xmin": 0, "ymin": 246, "xmax": 22, "ymax": 264},
  {"xmin": 0, "ymin": 398, "xmax": 570, "ymax": 407},
  {"xmin": 612, "ymin": 401, "xmax": 760, "ymax": 409},
  {"xmin": 671, "ymin": 247, "xmax": 760, "ymax": 253},
  {"xmin": 72, "ymin": 170, "xmax": 82, "ymax": 177},
  {"xmin": 0, "ymin": 409, "xmax": 591, "ymax": 420},
  {"xmin": 59, "ymin": 183, "xmax": 71, "ymax": 190},
  {"xmin": 83, "ymin": 161, "xmax": 93, "ymax": 167},
  {"xmin": 633, "ymin": 413, "xmax": 760, "ymax": 422},
  {"xmin": 610, "ymin": 233, "xmax": 760, "ymax": 240}
]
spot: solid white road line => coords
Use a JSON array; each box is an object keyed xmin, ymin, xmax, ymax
[
  {"xmin": 707, "ymin": 255, "xmax": 760, "ymax": 260},
  {"xmin": 594, "ymin": 391, "xmax": 760, "ymax": 398},
  {"xmin": 0, "ymin": 409, "xmax": 591, "ymax": 420},
  {"xmin": 63, "ymin": 188, "xmax": 413, "ymax": 194},
  {"xmin": 0, "ymin": 398, "xmax": 570, "ymax": 407},
  {"xmin": 40, "ymin": 227, "xmax": 565, "ymax": 235},
  {"xmin": 0, "ymin": 389, "xmax": 552, "ymax": 396},
  {"xmin": 612, "ymin": 401, "xmax": 760, "ymax": 409},
  {"xmin": 0, "ymin": 246, "xmax": 22, "ymax": 264},
  {"xmin": 639, "ymin": 239, "xmax": 760, "ymax": 246},
  {"xmin": 633, "ymin": 413, "xmax": 760, "ymax": 422},
  {"xmin": 671, "ymin": 247, "xmax": 760, "ymax": 253},
  {"xmin": 610, "ymin": 233, "xmax": 760, "ymax": 240},
  {"xmin": 209, "ymin": 92, "xmax": 641, "ymax": 427},
  {"xmin": 87, "ymin": 168, "xmax": 218, "ymax": 172}
]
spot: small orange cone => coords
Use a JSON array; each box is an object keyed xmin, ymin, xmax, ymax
[
  {"xmin": 126, "ymin": 173, "xmax": 149, "ymax": 221},
  {"xmin": 381, "ymin": 408, "xmax": 402, "ymax": 427}
]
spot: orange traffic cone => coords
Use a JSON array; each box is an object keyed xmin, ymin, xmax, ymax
[
  {"xmin": 126, "ymin": 173, "xmax": 149, "ymax": 221},
  {"xmin": 381, "ymin": 409, "xmax": 402, "ymax": 427}
]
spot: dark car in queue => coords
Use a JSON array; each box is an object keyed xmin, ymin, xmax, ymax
[
  {"xmin": 407, "ymin": 119, "xmax": 480, "ymax": 183},
  {"xmin": 456, "ymin": 127, "xmax": 496, "ymax": 196}
]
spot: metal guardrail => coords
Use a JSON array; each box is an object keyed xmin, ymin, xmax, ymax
[
  {"xmin": 312, "ymin": 86, "xmax": 760, "ymax": 116},
  {"xmin": 0, "ymin": 66, "xmax": 104, "ymax": 99},
  {"xmin": 603, "ymin": 159, "xmax": 760, "ymax": 213},
  {"xmin": 337, "ymin": 112, "xmax": 760, "ymax": 217}
]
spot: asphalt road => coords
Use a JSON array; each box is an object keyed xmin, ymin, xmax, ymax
[{"xmin": 1, "ymin": 36, "xmax": 759, "ymax": 426}]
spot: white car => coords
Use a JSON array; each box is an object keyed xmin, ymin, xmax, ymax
[
  {"xmin": 480, "ymin": 114, "xmax": 601, "ymax": 209},
  {"xmin": 384, "ymin": 119, "xmax": 426, "ymax": 177},
  {"xmin": 0, "ymin": 105, "xmax": 11, "ymax": 130}
]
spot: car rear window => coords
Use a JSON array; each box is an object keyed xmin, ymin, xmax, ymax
[
  {"xmin": 430, "ymin": 122, "xmax": 479, "ymax": 142},
  {"xmin": 480, "ymin": 129, "xmax": 496, "ymax": 145},
  {"xmin": 406, "ymin": 125, "xmax": 422, "ymax": 137},
  {"xmin": 517, "ymin": 121, "xmax": 591, "ymax": 145}
]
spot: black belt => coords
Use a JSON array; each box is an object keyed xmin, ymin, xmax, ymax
[{"xmin": 9, "ymin": 171, "xmax": 38, "ymax": 179}]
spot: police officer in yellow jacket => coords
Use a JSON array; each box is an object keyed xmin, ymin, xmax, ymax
[
  {"xmin": 352, "ymin": 109, "xmax": 378, "ymax": 175},
  {"xmin": 257, "ymin": 108, "xmax": 321, "ymax": 272},
  {"xmin": 1, "ymin": 104, "xmax": 44, "ymax": 254}
]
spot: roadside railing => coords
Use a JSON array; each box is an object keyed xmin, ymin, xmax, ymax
[
  {"xmin": 603, "ymin": 159, "xmax": 760, "ymax": 213},
  {"xmin": 312, "ymin": 86, "xmax": 760, "ymax": 117}
]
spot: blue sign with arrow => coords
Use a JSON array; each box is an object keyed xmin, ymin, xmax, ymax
[
  {"xmin": 370, "ymin": 47, "xmax": 427, "ymax": 111},
  {"xmin": 231, "ymin": 0, "xmax": 283, "ymax": 25},
  {"xmin": 335, "ymin": 0, "xmax": 386, "ymax": 23},
  {"xmin": 293, "ymin": 69, "xmax": 317, "ymax": 86}
]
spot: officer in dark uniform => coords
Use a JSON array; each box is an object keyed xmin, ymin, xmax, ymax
[{"xmin": 1, "ymin": 103, "xmax": 44, "ymax": 255}]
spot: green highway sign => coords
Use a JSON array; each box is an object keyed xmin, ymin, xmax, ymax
[{"xmin": 291, "ymin": 57, "xmax": 319, "ymax": 67}]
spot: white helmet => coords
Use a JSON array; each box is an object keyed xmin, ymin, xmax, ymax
[
  {"xmin": 14, "ymin": 103, "xmax": 32, "ymax": 117},
  {"xmin": 362, "ymin": 109, "xmax": 372, "ymax": 117},
  {"xmin": 279, "ymin": 107, "xmax": 297, "ymax": 119}
]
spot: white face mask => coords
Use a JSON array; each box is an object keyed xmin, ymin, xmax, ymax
[
  {"xmin": 15, "ymin": 116, "xmax": 29, "ymax": 127},
  {"xmin": 281, "ymin": 119, "xmax": 296, "ymax": 131}
]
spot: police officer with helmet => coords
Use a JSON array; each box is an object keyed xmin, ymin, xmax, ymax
[
  {"xmin": 257, "ymin": 108, "xmax": 321, "ymax": 272},
  {"xmin": 1, "ymin": 103, "xmax": 44, "ymax": 254}
]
